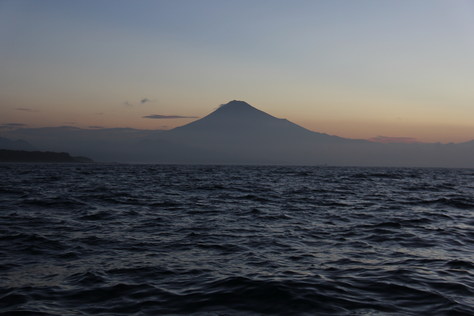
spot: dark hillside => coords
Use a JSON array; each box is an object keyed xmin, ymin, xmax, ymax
[{"xmin": 0, "ymin": 149, "xmax": 93, "ymax": 163}]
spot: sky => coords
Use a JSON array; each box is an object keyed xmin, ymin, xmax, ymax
[{"xmin": 1, "ymin": 0, "xmax": 474, "ymax": 143}]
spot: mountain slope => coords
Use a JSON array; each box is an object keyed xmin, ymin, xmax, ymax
[
  {"xmin": 0, "ymin": 137, "xmax": 35, "ymax": 151},
  {"xmin": 139, "ymin": 100, "xmax": 472, "ymax": 166},
  {"xmin": 169, "ymin": 100, "xmax": 350, "ymax": 143},
  {"xmin": 135, "ymin": 100, "xmax": 369, "ymax": 164}
]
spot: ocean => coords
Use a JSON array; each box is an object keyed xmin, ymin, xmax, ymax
[{"xmin": 0, "ymin": 164, "xmax": 473, "ymax": 315}]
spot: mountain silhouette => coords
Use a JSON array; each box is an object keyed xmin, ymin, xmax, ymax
[
  {"xmin": 138, "ymin": 100, "xmax": 366, "ymax": 164},
  {"xmin": 2, "ymin": 101, "xmax": 473, "ymax": 167},
  {"xmin": 170, "ymin": 100, "xmax": 345, "ymax": 142}
]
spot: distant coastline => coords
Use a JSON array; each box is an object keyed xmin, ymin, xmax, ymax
[{"xmin": 0, "ymin": 149, "xmax": 93, "ymax": 163}]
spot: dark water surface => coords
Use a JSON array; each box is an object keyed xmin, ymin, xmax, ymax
[{"xmin": 1, "ymin": 164, "xmax": 473, "ymax": 315}]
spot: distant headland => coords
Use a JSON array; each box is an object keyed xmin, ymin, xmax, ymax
[{"xmin": 0, "ymin": 149, "xmax": 93, "ymax": 163}]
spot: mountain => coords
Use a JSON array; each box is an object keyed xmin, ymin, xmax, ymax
[
  {"xmin": 0, "ymin": 137, "xmax": 35, "ymax": 151},
  {"xmin": 141, "ymin": 101, "xmax": 474, "ymax": 166},
  {"xmin": 147, "ymin": 100, "xmax": 367, "ymax": 164},
  {"xmin": 169, "ymin": 100, "xmax": 352, "ymax": 143},
  {"xmin": 2, "ymin": 101, "xmax": 473, "ymax": 167},
  {"xmin": 460, "ymin": 139, "xmax": 474, "ymax": 146}
]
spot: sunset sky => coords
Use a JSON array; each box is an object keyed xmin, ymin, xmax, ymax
[{"xmin": 1, "ymin": 0, "xmax": 474, "ymax": 143}]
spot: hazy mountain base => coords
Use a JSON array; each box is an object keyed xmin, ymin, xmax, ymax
[
  {"xmin": 0, "ymin": 136, "xmax": 35, "ymax": 151},
  {"xmin": 129, "ymin": 141, "xmax": 474, "ymax": 167},
  {"xmin": 4, "ymin": 127, "xmax": 473, "ymax": 167}
]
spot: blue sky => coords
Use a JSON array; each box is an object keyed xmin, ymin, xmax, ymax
[{"xmin": 1, "ymin": 0, "xmax": 474, "ymax": 142}]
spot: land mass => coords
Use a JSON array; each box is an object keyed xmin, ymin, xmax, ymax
[
  {"xmin": 2, "ymin": 101, "xmax": 473, "ymax": 167},
  {"xmin": 0, "ymin": 149, "xmax": 93, "ymax": 163},
  {"xmin": 0, "ymin": 136, "xmax": 35, "ymax": 151}
]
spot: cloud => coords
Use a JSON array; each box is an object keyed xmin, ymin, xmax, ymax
[
  {"xmin": 143, "ymin": 114, "xmax": 199, "ymax": 119},
  {"xmin": 123, "ymin": 98, "xmax": 154, "ymax": 106},
  {"xmin": 16, "ymin": 107, "xmax": 37, "ymax": 112},
  {"xmin": 89, "ymin": 125, "xmax": 104, "ymax": 129},
  {"xmin": 0, "ymin": 123, "xmax": 27, "ymax": 129},
  {"xmin": 369, "ymin": 136, "xmax": 418, "ymax": 144}
]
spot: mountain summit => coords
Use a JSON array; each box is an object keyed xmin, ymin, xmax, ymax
[
  {"xmin": 212, "ymin": 100, "xmax": 272, "ymax": 118},
  {"xmin": 217, "ymin": 100, "xmax": 261, "ymax": 111},
  {"xmin": 171, "ymin": 100, "xmax": 286, "ymax": 133}
]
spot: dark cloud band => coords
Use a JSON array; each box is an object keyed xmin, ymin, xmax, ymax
[
  {"xmin": 16, "ymin": 107, "xmax": 36, "ymax": 112},
  {"xmin": 0, "ymin": 123, "xmax": 27, "ymax": 129},
  {"xmin": 143, "ymin": 114, "xmax": 198, "ymax": 119}
]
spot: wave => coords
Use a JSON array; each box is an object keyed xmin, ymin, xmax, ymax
[{"xmin": 1, "ymin": 164, "xmax": 473, "ymax": 315}]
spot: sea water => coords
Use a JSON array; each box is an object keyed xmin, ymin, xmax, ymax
[{"xmin": 1, "ymin": 164, "xmax": 473, "ymax": 315}]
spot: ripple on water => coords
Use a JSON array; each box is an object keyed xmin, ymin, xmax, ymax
[{"xmin": 0, "ymin": 164, "xmax": 473, "ymax": 315}]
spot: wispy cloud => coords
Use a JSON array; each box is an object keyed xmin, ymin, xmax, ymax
[
  {"xmin": 0, "ymin": 123, "xmax": 27, "ymax": 129},
  {"xmin": 369, "ymin": 136, "xmax": 418, "ymax": 144},
  {"xmin": 143, "ymin": 114, "xmax": 198, "ymax": 119},
  {"xmin": 123, "ymin": 97, "xmax": 154, "ymax": 106},
  {"xmin": 89, "ymin": 125, "xmax": 104, "ymax": 129},
  {"xmin": 16, "ymin": 107, "xmax": 37, "ymax": 112}
]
